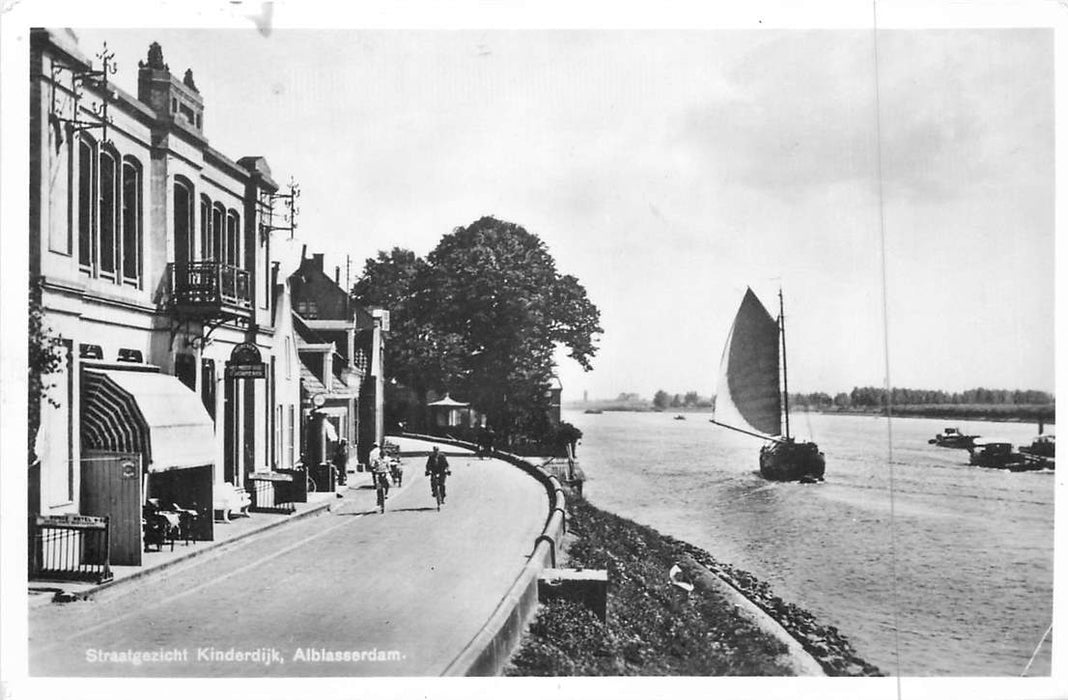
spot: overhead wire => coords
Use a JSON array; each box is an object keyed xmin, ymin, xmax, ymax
[{"xmin": 870, "ymin": 2, "xmax": 904, "ymax": 695}]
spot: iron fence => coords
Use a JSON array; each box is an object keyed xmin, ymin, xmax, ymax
[{"xmin": 29, "ymin": 514, "xmax": 113, "ymax": 584}]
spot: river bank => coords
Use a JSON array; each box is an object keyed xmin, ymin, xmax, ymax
[
  {"xmin": 504, "ymin": 493, "xmax": 881, "ymax": 676},
  {"xmin": 568, "ymin": 404, "xmax": 1054, "ymax": 424},
  {"xmin": 802, "ymin": 405, "xmax": 1054, "ymax": 424}
]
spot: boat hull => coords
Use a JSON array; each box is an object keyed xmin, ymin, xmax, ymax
[
  {"xmin": 759, "ymin": 440, "xmax": 825, "ymax": 482},
  {"xmin": 929, "ymin": 436, "xmax": 978, "ymax": 449}
]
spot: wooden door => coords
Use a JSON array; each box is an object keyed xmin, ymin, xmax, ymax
[{"xmin": 80, "ymin": 452, "xmax": 142, "ymax": 566}]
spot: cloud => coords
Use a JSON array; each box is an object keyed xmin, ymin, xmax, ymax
[{"xmin": 676, "ymin": 29, "xmax": 1052, "ymax": 208}]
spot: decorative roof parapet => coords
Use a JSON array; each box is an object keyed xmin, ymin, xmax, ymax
[{"xmin": 138, "ymin": 41, "xmax": 168, "ymax": 71}]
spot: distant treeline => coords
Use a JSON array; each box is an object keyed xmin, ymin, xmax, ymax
[
  {"xmin": 652, "ymin": 390, "xmax": 713, "ymax": 409},
  {"xmin": 791, "ymin": 387, "xmax": 1054, "ymax": 409}
]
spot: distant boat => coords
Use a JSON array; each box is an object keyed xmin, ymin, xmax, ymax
[
  {"xmin": 673, "ymin": 414, "xmax": 686, "ymax": 420},
  {"xmin": 968, "ymin": 442, "xmax": 1046, "ymax": 471},
  {"xmin": 1019, "ymin": 434, "xmax": 1055, "ymax": 459},
  {"xmin": 1018, "ymin": 434, "xmax": 1055, "ymax": 470},
  {"xmin": 584, "ymin": 409, "xmax": 603, "ymax": 415},
  {"xmin": 928, "ymin": 427, "xmax": 980, "ymax": 449},
  {"xmin": 710, "ymin": 288, "xmax": 825, "ymax": 483}
]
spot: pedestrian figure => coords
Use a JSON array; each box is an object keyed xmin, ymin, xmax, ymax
[
  {"xmin": 425, "ymin": 446, "xmax": 451, "ymax": 502},
  {"xmin": 333, "ymin": 438, "xmax": 349, "ymax": 486}
]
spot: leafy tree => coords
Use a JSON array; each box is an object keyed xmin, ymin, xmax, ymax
[
  {"xmin": 670, "ymin": 394, "xmax": 682, "ymax": 408},
  {"xmin": 352, "ymin": 216, "xmax": 602, "ymax": 441},
  {"xmin": 351, "ymin": 247, "xmax": 463, "ymax": 429},
  {"xmin": 683, "ymin": 391, "xmax": 700, "ymax": 407},
  {"xmin": 28, "ymin": 278, "xmax": 62, "ymax": 464},
  {"xmin": 652, "ymin": 390, "xmax": 670, "ymax": 409}
]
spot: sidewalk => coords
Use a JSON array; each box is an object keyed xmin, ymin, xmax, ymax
[
  {"xmin": 28, "ymin": 439, "xmax": 476, "ymax": 606},
  {"xmin": 29, "ymin": 488, "xmax": 346, "ymax": 606}
]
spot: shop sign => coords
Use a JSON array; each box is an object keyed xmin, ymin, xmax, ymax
[
  {"xmin": 35, "ymin": 514, "xmax": 109, "ymax": 530},
  {"xmin": 225, "ymin": 342, "xmax": 266, "ymax": 379}
]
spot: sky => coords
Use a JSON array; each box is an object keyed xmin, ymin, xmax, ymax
[{"xmin": 66, "ymin": 14, "xmax": 1056, "ymax": 401}]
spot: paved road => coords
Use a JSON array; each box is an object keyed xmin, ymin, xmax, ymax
[{"xmin": 29, "ymin": 450, "xmax": 548, "ymax": 677}]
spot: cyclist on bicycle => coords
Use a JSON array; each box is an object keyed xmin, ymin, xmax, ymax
[
  {"xmin": 369, "ymin": 443, "xmax": 390, "ymax": 500},
  {"xmin": 425, "ymin": 446, "xmax": 451, "ymax": 502}
]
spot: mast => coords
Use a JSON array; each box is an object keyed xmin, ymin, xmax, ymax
[{"xmin": 779, "ymin": 288, "xmax": 791, "ymax": 440}]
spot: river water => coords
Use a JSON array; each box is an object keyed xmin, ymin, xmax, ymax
[{"xmin": 567, "ymin": 409, "xmax": 1055, "ymax": 676}]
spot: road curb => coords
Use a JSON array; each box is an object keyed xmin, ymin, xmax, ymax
[{"xmin": 49, "ymin": 495, "xmax": 341, "ymax": 603}]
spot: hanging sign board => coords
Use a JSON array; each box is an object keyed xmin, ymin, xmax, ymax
[{"xmin": 225, "ymin": 342, "xmax": 266, "ymax": 379}]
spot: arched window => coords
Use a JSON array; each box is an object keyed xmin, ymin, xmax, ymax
[
  {"xmin": 77, "ymin": 135, "xmax": 97, "ymax": 272},
  {"xmin": 200, "ymin": 195, "xmax": 212, "ymax": 261},
  {"xmin": 173, "ymin": 177, "xmax": 194, "ymax": 263},
  {"xmin": 212, "ymin": 203, "xmax": 225, "ymax": 263},
  {"xmin": 121, "ymin": 157, "xmax": 143, "ymax": 284},
  {"xmin": 226, "ymin": 209, "xmax": 241, "ymax": 267},
  {"xmin": 98, "ymin": 148, "xmax": 119, "ymax": 277}
]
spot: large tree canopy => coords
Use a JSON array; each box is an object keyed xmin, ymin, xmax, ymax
[{"xmin": 351, "ymin": 217, "xmax": 602, "ymax": 439}]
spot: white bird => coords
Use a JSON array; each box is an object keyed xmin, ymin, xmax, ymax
[{"xmin": 669, "ymin": 564, "xmax": 694, "ymax": 593}]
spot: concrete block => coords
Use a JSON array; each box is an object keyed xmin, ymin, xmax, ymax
[{"xmin": 538, "ymin": 567, "xmax": 608, "ymax": 621}]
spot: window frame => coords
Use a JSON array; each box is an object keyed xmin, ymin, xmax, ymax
[
  {"xmin": 77, "ymin": 135, "xmax": 97, "ymax": 274},
  {"xmin": 97, "ymin": 146, "xmax": 119, "ymax": 280},
  {"xmin": 173, "ymin": 177, "xmax": 195, "ymax": 264},
  {"xmin": 226, "ymin": 208, "xmax": 241, "ymax": 268},
  {"xmin": 120, "ymin": 156, "xmax": 143, "ymax": 287}
]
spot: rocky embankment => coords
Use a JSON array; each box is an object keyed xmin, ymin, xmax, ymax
[
  {"xmin": 506, "ymin": 494, "xmax": 881, "ymax": 677},
  {"xmin": 669, "ymin": 538, "xmax": 881, "ymax": 676}
]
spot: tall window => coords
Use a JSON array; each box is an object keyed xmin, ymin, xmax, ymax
[
  {"xmin": 76, "ymin": 139, "xmax": 143, "ymax": 284},
  {"xmin": 286, "ymin": 405, "xmax": 295, "ymax": 468},
  {"xmin": 78, "ymin": 137, "xmax": 96, "ymax": 271},
  {"xmin": 98, "ymin": 149, "xmax": 118, "ymax": 277},
  {"xmin": 121, "ymin": 158, "xmax": 142, "ymax": 285},
  {"xmin": 199, "ymin": 195, "xmax": 212, "ymax": 261},
  {"xmin": 226, "ymin": 209, "xmax": 240, "ymax": 267},
  {"xmin": 173, "ymin": 178, "xmax": 194, "ymax": 263},
  {"xmin": 211, "ymin": 203, "xmax": 225, "ymax": 262}
]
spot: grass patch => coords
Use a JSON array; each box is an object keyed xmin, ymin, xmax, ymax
[{"xmin": 507, "ymin": 497, "xmax": 798, "ymax": 676}]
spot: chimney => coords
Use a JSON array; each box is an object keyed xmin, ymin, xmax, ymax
[
  {"xmin": 312, "ymin": 253, "xmax": 324, "ymax": 272},
  {"xmin": 137, "ymin": 41, "xmax": 205, "ymax": 133},
  {"xmin": 335, "ymin": 266, "xmax": 341, "ymax": 286}
]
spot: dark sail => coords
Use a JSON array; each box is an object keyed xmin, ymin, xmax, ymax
[{"xmin": 717, "ymin": 288, "xmax": 781, "ymax": 436}]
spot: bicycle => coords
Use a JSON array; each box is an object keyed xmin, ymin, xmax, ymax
[
  {"xmin": 429, "ymin": 471, "xmax": 448, "ymax": 511},
  {"xmin": 374, "ymin": 471, "xmax": 389, "ymax": 514}
]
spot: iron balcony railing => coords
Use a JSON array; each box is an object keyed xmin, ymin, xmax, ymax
[{"xmin": 168, "ymin": 261, "xmax": 252, "ymax": 317}]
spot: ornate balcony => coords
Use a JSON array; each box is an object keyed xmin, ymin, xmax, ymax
[{"xmin": 168, "ymin": 261, "xmax": 252, "ymax": 321}]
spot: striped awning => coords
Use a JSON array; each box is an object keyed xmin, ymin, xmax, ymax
[{"xmin": 81, "ymin": 368, "xmax": 215, "ymax": 473}]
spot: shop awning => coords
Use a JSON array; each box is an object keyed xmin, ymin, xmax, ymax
[{"xmin": 81, "ymin": 368, "xmax": 215, "ymax": 473}]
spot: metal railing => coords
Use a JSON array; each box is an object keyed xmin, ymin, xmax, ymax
[
  {"xmin": 168, "ymin": 261, "xmax": 252, "ymax": 311},
  {"xmin": 247, "ymin": 473, "xmax": 297, "ymax": 514},
  {"xmin": 29, "ymin": 514, "xmax": 113, "ymax": 584}
]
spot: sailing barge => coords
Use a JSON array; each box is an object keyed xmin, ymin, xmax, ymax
[{"xmin": 711, "ymin": 288, "xmax": 825, "ymax": 482}]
